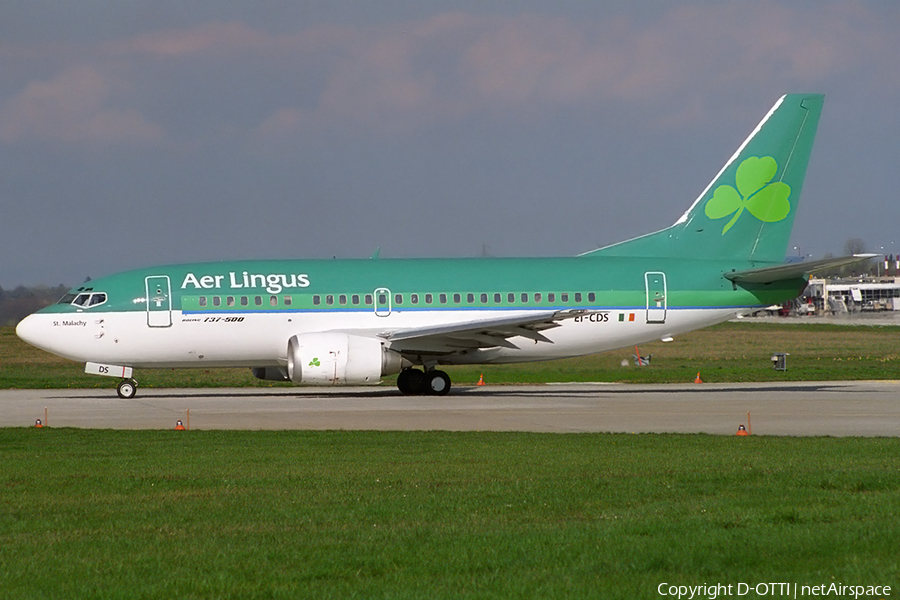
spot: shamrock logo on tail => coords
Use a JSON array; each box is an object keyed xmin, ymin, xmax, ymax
[
  {"xmin": 308, "ymin": 357, "xmax": 321, "ymax": 367},
  {"xmin": 704, "ymin": 156, "xmax": 791, "ymax": 235}
]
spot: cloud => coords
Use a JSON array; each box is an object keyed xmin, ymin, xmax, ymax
[
  {"xmin": 122, "ymin": 20, "xmax": 272, "ymax": 57},
  {"xmin": 1, "ymin": 3, "xmax": 896, "ymax": 146},
  {"xmin": 250, "ymin": 3, "xmax": 896, "ymax": 136},
  {"xmin": 0, "ymin": 64, "xmax": 164, "ymax": 145},
  {"xmin": 254, "ymin": 107, "xmax": 307, "ymax": 138}
]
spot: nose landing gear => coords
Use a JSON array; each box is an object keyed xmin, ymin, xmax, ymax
[{"xmin": 116, "ymin": 378, "xmax": 138, "ymax": 399}]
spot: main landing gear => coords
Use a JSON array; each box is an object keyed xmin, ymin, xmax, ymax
[
  {"xmin": 396, "ymin": 368, "xmax": 451, "ymax": 396},
  {"xmin": 116, "ymin": 378, "xmax": 138, "ymax": 399}
]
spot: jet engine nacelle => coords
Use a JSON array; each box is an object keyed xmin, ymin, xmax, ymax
[{"xmin": 287, "ymin": 332, "xmax": 405, "ymax": 385}]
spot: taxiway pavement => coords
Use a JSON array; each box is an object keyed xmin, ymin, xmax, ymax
[{"xmin": 2, "ymin": 381, "xmax": 899, "ymax": 436}]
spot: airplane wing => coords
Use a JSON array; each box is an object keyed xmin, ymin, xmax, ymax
[
  {"xmin": 377, "ymin": 309, "xmax": 586, "ymax": 354},
  {"xmin": 725, "ymin": 254, "xmax": 877, "ymax": 284}
]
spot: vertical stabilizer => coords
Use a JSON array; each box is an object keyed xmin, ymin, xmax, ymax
[{"xmin": 583, "ymin": 94, "xmax": 824, "ymax": 263}]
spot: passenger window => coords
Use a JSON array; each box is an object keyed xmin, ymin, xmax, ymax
[
  {"xmin": 548, "ymin": 293, "xmax": 555, "ymax": 303},
  {"xmin": 270, "ymin": 296, "xmax": 278, "ymax": 306},
  {"xmin": 339, "ymin": 295, "xmax": 347, "ymax": 305},
  {"xmin": 313, "ymin": 295, "xmax": 321, "ymax": 306},
  {"xmin": 508, "ymin": 293, "xmax": 515, "ymax": 303},
  {"xmin": 492, "ymin": 293, "xmax": 500, "ymax": 303},
  {"xmin": 521, "ymin": 293, "xmax": 528, "ymax": 303},
  {"xmin": 411, "ymin": 294, "xmax": 419, "ymax": 305},
  {"xmin": 561, "ymin": 293, "xmax": 569, "ymax": 302},
  {"xmin": 365, "ymin": 294, "xmax": 373, "ymax": 305},
  {"xmin": 326, "ymin": 295, "xmax": 334, "ymax": 305},
  {"xmin": 284, "ymin": 296, "xmax": 292, "ymax": 306},
  {"xmin": 213, "ymin": 297, "xmax": 221, "ymax": 307},
  {"xmin": 453, "ymin": 293, "xmax": 461, "ymax": 304},
  {"xmin": 575, "ymin": 292, "xmax": 582, "ymax": 302},
  {"xmin": 226, "ymin": 296, "xmax": 235, "ymax": 307},
  {"xmin": 240, "ymin": 296, "xmax": 249, "ymax": 306},
  {"xmin": 466, "ymin": 293, "xmax": 474, "ymax": 303},
  {"xmin": 378, "ymin": 293, "xmax": 387, "ymax": 305},
  {"xmin": 425, "ymin": 293, "xmax": 433, "ymax": 304},
  {"xmin": 199, "ymin": 297, "xmax": 207, "ymax": 307},
  {"xmin": 255, "ymin": 296, "xmax": 262, "ymax": 306},
  {"xmin": 535, "ymin": 293, "xmax": 542, "ymax": 303},
  {"xmin": 439, "ymin": 293, "xmax": 447, "ymax": 304},
  {"xmin": 352, "ymin": 294, "xmax": 360, "ymax": 305},
  {"xmin": 395, "ymin": 294, "xmax": 403, "ymax": 304},
  {"xmin": 588, "ymin": 292, "xmax": 596, "ymax": 302}
]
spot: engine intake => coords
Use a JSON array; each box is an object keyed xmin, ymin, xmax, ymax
[{"xmin": 286, "ymin": 333, "xmax": 405, "ymax": 385}]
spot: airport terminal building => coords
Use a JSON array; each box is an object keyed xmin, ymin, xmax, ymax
[{"xmin": 803, "ymin": 278, "xmax": 900, "ymax": 314}]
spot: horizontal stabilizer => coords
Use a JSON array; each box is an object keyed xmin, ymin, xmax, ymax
[{"xmin": 725, "ymin": 254, "xmax": 877, "ymax": 284}]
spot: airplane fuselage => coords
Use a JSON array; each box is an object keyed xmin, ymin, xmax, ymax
[{"xmin": 17, "ymin": 256, "xmax": 803, "ymax": 369}]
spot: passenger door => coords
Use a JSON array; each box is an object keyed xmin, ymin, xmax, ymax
[{"xmin": 145, "ymin": 275, "xmax": 172, "ymax": 327}]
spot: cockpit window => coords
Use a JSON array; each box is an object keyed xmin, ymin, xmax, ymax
[
  {"xmin": 88, "ymin": 293, "xmax": 107, "ymax": 306},
  {"xmin": 66, "ymin": 292, "xmax": 108, "ymax": 309}
]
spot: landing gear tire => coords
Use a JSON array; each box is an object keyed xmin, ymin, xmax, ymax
[
  {"xmin": 424, "ymin": 370, "xmax": 451, "ymax": 396},
  {"xmin": 117, "ymin": 378, "xmax": 138, "ymax": 399},
  {"xmin": 397, "ymin": 368, "xmax": 425, "ymax": 395}
]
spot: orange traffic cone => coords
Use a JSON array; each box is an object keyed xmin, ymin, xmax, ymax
[
  {"xmin": 735, "ymin": 424, "xmax": 749, "ymax": 436},
  {"xmin": 175, "ymin": 420, "xmax": 186, "ymax": 431},
  {"xmin": 694, "ymin": 372, "xmax": 703, "ymax": 384},
  {"xmin": 34, "ymin": 419, "xmax": 44, "ymax": 428},
  {"xmin": 476, "ymin": 373, "xmax": 486, "ymax": 386}
]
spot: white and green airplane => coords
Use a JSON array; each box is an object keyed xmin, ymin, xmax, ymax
[{"xmin": 16, "ymin": 93, "xmax": 868, "ymax": 399}]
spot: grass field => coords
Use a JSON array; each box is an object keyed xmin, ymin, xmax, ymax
[
  {"xmin": 3, "ymin": 321, "xmax": 899, "ymax": 390},
  {"xmin": 3, "ymin": 323, "xmax": 899, "ymax": 597},
  {"xmin": 1, "ymin": 430, "xmax": 898, "ymax": 599}
]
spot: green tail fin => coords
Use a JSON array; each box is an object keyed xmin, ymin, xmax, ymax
[{"xmin": 582, "ymin": 94, "xmax": 824, "ymax": 264}]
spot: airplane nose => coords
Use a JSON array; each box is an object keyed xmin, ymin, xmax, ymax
[
  {"xmin": 16, "ymin": 313, "xmax": 49, "ymax": 351},
  {"xmin": 16, "ymin": 312, "xmax": 93, "ymax": 363},
  {"xmin": 16, "ymin": 314, "xmax": 54, "ymax": 352}
]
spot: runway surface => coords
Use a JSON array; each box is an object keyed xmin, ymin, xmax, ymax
[{"xmin": 2, "ymin": 381, "xmax": 899, "ymax": 436}]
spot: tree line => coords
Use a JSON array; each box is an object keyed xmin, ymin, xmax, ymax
[{"xmin": 0, "ymin": 284, "xmax": 69, "ymax": 327}]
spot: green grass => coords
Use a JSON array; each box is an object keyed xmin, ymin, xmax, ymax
[
  {"xmin": 4, "ymin": 321, "xmax": 899, "ymax": 598},
  {"xmin": 3, "ymin": 321, "xmax": 900, "ymax": 389},
  {"xmin": 1, "ymin": 430, "xmax": 898, "ymax": 599}
]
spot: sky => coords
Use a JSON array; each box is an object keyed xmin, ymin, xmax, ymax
[{"xmin": 2, "ymin": 1, "xmax": 899, "ymax": 287}]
